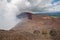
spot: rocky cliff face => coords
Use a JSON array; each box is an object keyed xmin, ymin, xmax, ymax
[
  {"xmin": 0, "ymin": 12, "xmax": 60, "ymax": 40},
  {"xmin": 12, "ymin": 12, "xmax": 60, "ymax": 32}
]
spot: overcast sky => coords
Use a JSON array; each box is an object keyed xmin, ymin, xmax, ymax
[{"xmin": 0, "ymin": 0, "xmax": 60, "ymax": 30}]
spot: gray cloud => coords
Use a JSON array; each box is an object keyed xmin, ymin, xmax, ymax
[{"xmin": 7, "ymin": 0, "xmax": 11, "ymax": 2}]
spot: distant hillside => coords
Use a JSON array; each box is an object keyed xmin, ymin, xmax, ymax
[{"xmin": 34, "ymin": 12, "xmax": 60, "ymax": 16}]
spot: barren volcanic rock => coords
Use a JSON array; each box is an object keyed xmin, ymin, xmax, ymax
[
  {"xmin": 12, "ymin": 12, "xmax": 60, "ymax": 32},
  {"xmin": 0, "ymin": 12, "xmax": 60, "ymax": 40},
  {"xmin": 11, "ymin": 12, "xmax": 60, "ymax": 40}
]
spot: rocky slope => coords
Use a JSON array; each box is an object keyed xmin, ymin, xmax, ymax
[{"xmin": 0, "ymin": 12, "xmax": 60, "ymax": 40}]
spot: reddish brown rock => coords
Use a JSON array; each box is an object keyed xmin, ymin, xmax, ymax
[{"xmin": 0, "ymin": 12, "xmax": 60, "ymax": 40}]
